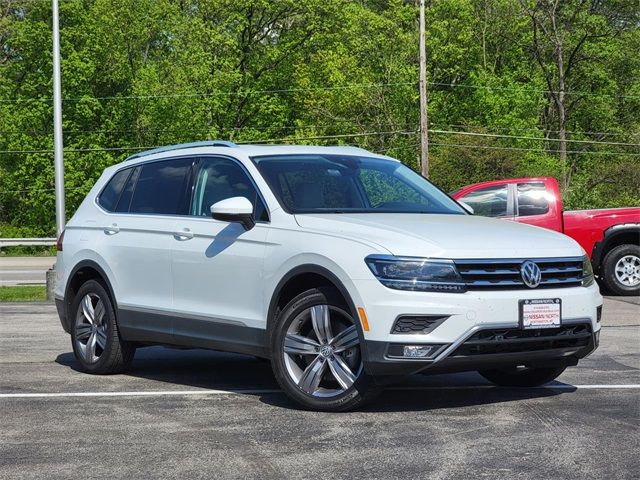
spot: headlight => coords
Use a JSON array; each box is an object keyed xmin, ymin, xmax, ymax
[
  {"xmin": 582, "ymin": 254, "xmax": 594, "ymax": 287},
  {"xmin": 365, "ymin": 255, "xmax": 466, "ymax": 292}
]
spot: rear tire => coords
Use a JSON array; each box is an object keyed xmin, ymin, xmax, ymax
[
  {"xmin": 601, "ymin": 244, "xmax": 640, "ymax": 296},
  {"xmin": 270, "ymin": 287, "xmax": 379, "ymax": 411},
  {"xmin": 478, "ymin": 366, "xmax": 566, "ymax": 387},
  {"xmin": 70, "ymin": 280, "xmax": 135, "ymax": 374}
]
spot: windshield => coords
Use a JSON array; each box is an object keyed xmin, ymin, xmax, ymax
[{"xmin": 252, "ymin": 154, "xmax": 465, "ymax": 215}]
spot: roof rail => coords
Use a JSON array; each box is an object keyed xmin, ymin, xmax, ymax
[{"xmin": 127, "ymin": 140, "xmax": 237, "ymax": 160}]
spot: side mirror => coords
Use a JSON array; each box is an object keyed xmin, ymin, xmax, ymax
[
  {"xmin": 459, "ymin": 201, "xmax": 474, "ymax": 215},
  {"xmin": 210, "ymin": 197, "xmax": 255, "ymax": 231}
]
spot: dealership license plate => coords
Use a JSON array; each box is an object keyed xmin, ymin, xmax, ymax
[{"xmin": 519, "ymin": 299, "xmax": 561, "ymax": 329}]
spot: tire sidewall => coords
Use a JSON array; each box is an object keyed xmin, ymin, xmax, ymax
[
  {"xmin": 603, "ymin": 244, "xmax": 640, "ymax": 296},
  {"xmin": 70, "ymin": 279, "xmax": 118, "ymax": 373},
  {"xmin": 270, "ymin": 287, "xmax": 372, "ymax": 411}
]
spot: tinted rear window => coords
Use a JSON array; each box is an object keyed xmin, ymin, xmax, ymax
[
  {"xmin": 98, "ymin": 168, "xmax": 131, "ymax": 212},
  {"xmin": 114, "ymin": 166, "xmax": 140, "ymax": 213},
  {"xmin": 130, "ymin": 158, "xmax": 193, "ymax": 215}
]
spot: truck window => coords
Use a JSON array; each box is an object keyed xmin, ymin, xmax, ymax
[
  {"xmin": 459, "ymin": 185, "xmax": 508, "ymax": 217},
  {"xmin": 517, "ymin": 183, "xmax": 550, "ymax": 216}
]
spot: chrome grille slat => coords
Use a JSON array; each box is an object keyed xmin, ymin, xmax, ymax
[{"xmin": 454, "ymin": 257, "xmax": 584, "ymax": 290}]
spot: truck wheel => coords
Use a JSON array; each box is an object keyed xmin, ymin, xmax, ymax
[
  {"xmin": 270, "ymin": 287, "xmax": 379, "ymax": 411},
  {"xmin": 478, "ymin": 366, "xmax": 566, "ymax": 387},
  {"xmin": 70, "ymin": 279, "xmax": 136, "ymax": 374},
  {"xmin": 602, "ymin": 244, "xmax": 640, "ymax": 296}
]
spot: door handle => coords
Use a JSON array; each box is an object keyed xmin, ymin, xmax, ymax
[
  {"xmin": 173, "ymin": 228, "xmax": 194, "ymax": 240},
  {"xmin": 104, "ymin": 224, "xmax": 120, "ymax": 235}
]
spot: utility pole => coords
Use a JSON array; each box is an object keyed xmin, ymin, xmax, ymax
[
  {"xmin": 52, "ymin": 0, "xmax": 65, "ymax": 236},
  {"xmin": 418, "ymin": 0, "xmax": 429, "ymax": 177}
]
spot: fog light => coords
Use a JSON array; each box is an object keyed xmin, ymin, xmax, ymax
[{"xmin": 403, "ymin": 345, "xmax": 439, "ymax": 358}]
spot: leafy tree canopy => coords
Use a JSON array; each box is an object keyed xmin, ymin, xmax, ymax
[{"xmin": 0, "ymin": 0, "xmax": 638, "ymax": 235}]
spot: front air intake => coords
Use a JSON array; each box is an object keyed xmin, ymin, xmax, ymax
[{"xmin": 391, "ymin": 315, "xmax": 448, "ymax": 334}]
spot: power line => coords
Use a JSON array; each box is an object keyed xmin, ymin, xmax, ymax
[
  {"xmin": 1, "ymin": 125, "xmax": 638, "ymax": 148},
  {"xmin": 0, "ymin": 82, "xmax": 416, "ymax": 104},
  {"xmin": 1, "ymin": 129, "xmax": 638, "ymax": 156},
  {"xmin": 0, "ymin": 130, "xmax": 417, "ymax": 155},
  {"xmin": 1, "ymin": 80, "xmax": 638, "ymax": 104},
  {"xmin": 427, "ymin": 82, "xmax": 639, "ymax": 99},
  {"xmin": 428, "ymin": 142, "xmax": 640, "ymax": 157},
  {"xmin": 428, "ymin": 129, "xmax": 640, "ymax": 147},
  {"xmin": 1, "ymin": 123, "xmax": 633, "ymax": 138},
  {"xmin": 441, "ymin": 124, "xmax": 634, "ymax": 138},
  {"xmin": 0, "ymin": 121, "xmax": 372, "ymax": 136}
]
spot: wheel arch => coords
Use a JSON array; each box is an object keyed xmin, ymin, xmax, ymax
[
  {"xmin": 63, "ymin": 260, "xmax": 118, "ymax": 331},
  {"xmin": 266, "ymin": 264, "xmax": 359, "ymax": 335},
  {"xmin": 592, "ymin": 224, "xmax": 640, "ymax": 274}
]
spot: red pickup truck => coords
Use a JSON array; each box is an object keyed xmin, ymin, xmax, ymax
[{"xmin": 452, "ymin": 177, "xmax": 640, "ymax": 296}]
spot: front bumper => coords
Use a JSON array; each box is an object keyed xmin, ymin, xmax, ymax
[
  {"xmin": 363, "ymin": 321, "xmax": 599, "ymax": 376},
  {"xmin": 354, "ymin": 280, "xmax": 602, "ymax": 377}
]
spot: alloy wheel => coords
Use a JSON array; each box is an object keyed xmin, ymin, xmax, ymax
[
  {"xmin": 74, "ymin": 293, "xmax": 108, "ymax": 363},
  {"xmin": 283, "ymin": 304, "xmax": 362, "ymax": 397},
  {"xmin": 615, "ymin": 255, "xmax": 640, "ymax": 287}
]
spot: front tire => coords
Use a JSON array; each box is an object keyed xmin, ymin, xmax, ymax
[
  {"xmin": 70, "ymin": 279, "xmax": 135, "ymax": 374},
  {"xmin": 601, "ymin": 244, "xmax": 640, "ymax": 296},
  {"xmin": 478, "ymin": 366, "xmax": 566, "ymax": 387},
  {"xmin": 270, "ymin": 287, "xmax": 378, "ymax": 411}
]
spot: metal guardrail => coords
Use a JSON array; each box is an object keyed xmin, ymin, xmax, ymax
[{"xmin": 0, "ymin": 237, "xmax": 57, "ymax": 247}]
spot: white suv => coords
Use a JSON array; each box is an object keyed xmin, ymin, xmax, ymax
[{"xmin": 54, "ymin": 141, "xmax": 602, "ymax": 411}]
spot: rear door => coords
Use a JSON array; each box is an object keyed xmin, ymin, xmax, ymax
[
  {"xmin": 170, "ymin": 156, "xmax": 270, "ymax": 352},
  {"xmin": 97, "ymin": 156, "xmax": 194, "ymax": 341}
]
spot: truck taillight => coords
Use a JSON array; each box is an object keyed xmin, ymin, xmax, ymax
[{"xmin": 56, "ymin": 230, "xmax": 65, "ymax": 251}]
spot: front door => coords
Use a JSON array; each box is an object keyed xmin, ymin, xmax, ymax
[{"xmin": 170, "ymin": 156, "xmax": 270, "ymax": 353}]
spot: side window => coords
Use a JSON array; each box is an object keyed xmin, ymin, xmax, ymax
[
  {"xmin": 98, "ymin": 168, "xmax": 131, "ymax": 212},
  {"xmin": 191, "ymin": 157, "xmax": 268, "ymax": 221},
  {"xmin": 460, "ymin": 185, "xmax": 509, "ymax": 217},
  {"xmin": 130, "ymin": 158, "xmax": 193, "ymax": 215},
  {"xmin": 114, "ymin": 166, "xmax": 140, "ymax": 213},
  {"xmin": 517, "ymin": 182, "xmax": 550, "ymax": 216}
]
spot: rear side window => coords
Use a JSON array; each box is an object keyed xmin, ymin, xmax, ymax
[
  {"xmin": 517, "ymin": 183, "xmax": 550, "ymax": 216},
  {"xmin": 98, "ymin": 168, "xmax": 132, "ymax": 212},
  {"xmin": 130, "ymin": 158, "xmax": 193, "ymax": 215},
  {"xmin": 459, "ymin": 185, "xmax": 508, "ymax": 217},
  {"xmin": 114, "ymin": 166, "xmax": 141, "ymax": 213}
]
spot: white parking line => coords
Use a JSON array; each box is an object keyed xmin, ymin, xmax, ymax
[{"xmin": 1, "ymin": 384, "xmax": 639, "ymax": 398}]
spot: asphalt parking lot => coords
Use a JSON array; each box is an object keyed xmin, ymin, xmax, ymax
[{"xmin": 1, "ymin": 297, "xmax": 638, "ymax": 480}]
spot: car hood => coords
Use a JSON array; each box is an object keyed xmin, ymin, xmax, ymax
[{"xmin": 294, "ymin": 213, "xmax": 582, "ymax": 259}]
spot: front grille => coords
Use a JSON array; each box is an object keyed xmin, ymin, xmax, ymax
[
  {"xmin": 451, "ymin": 323, "xmax": 592, "ymax": 357},
  {"xmin": 391, "ymin": 315, "xmax": 448, "ymax": 334},
  {"xmin": 454, "ymin": 257, "xmax": 584, "ymax": 290}
]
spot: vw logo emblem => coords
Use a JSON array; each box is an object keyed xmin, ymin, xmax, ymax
[
  {"xmin": 520, "ymin": 260, "xmax": 542, "ymax": 288},
  {"xmin": 319, "ymin": 345, "xmax": 334, "ymax": 358}
]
